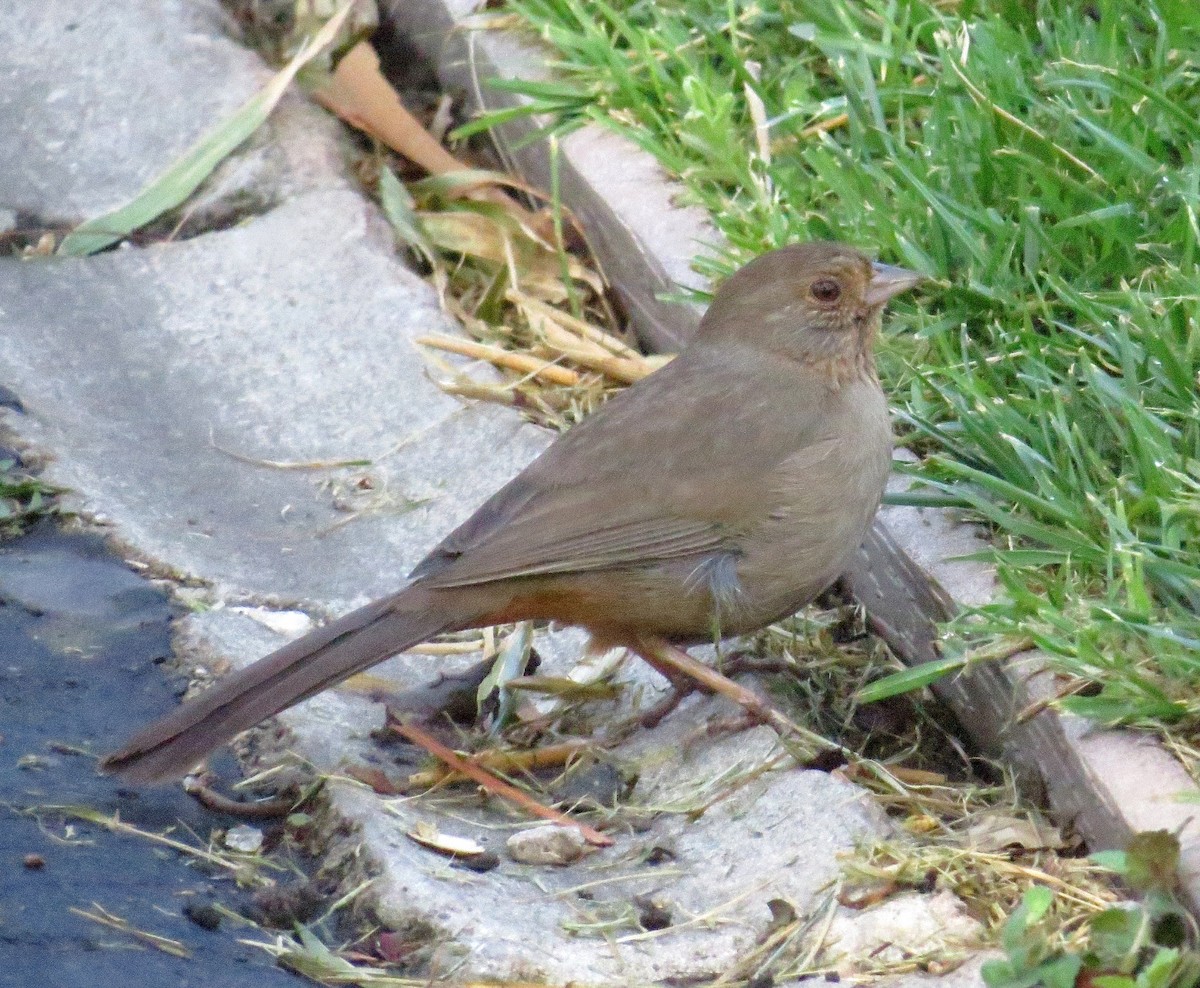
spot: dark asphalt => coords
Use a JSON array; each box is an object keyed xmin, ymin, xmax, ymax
[{"xmin": 0, "ymin": 522, "xmax": 307, "ymax": 988}]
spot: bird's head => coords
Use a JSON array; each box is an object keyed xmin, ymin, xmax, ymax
[{"xmin": 697, "ymin": 242, "xmax": 923, "ymax": 382}]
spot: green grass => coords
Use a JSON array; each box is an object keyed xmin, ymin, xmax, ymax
[
  {"xmin": 480, "ymin": 0, "xmax": 1200, "ymax": 737},
  {"xmin": 0, "ymin": 458, "xmax": 60, "ymax": 533}
]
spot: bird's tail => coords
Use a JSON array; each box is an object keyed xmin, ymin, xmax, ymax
[{"xmin": 101, "ymin": 586, "xmax": 473, "ymax": 784}]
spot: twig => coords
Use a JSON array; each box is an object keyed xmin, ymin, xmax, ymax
[
  {"xmin": 416, "ymin": 334, "xmax": 581, "ymax": 386},
  {"xmin": 404, "ymin": 740, "xmax": 593, "ymax": 790},
  {"xmin": 184, "ymin": 778, "xmax": 297, "ymax": 820},
  {"xmin": 389, "ymin": 719, "xmax": 613, "ymax": 847}
]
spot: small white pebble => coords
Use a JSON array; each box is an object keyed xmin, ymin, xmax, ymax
[
  {"xmin": 224, "ymin": 824, "xmax": 264, "ymax": 854},
  {"xmin": 232, "ymin": 606, "xmax": 313, "ymax": 638}
]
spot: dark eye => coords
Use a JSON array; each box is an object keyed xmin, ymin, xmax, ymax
[{"xmin": 811, "ymin": 278, "xmax": 841, "ymax": 303}]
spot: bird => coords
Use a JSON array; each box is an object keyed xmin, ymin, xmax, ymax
[{"xmin": 102, "ymin": 241, "xmax": 923, "ymax": 783}]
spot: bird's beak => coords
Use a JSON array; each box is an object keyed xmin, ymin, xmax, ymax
[{"xmin": 866, "ymin": 262, "xmax": 925, "ymax": 307}]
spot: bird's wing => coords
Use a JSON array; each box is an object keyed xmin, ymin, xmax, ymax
[
  {"xmin": 413, "ymin": 497, "xmax": 735, "ymax": 588},
  {"xmin": 411, "ymin": 347, "xmax": 828, "ymax": 589}
]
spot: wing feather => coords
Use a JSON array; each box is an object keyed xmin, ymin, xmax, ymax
[
  {"xmin": 409, "ymin": 345, "xmax": 833, "ymax": 591},
  {"xmin": 418, "ymin": 513, "xmax": 733, "ymax": 587}
]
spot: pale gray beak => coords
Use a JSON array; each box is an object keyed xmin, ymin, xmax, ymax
[{"xmin": 866, "ymin": 262, "xmax": 925, "ymax": 307}]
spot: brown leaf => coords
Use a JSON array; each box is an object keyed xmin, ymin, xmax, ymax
[
  {"xmin": 315, "ymin": 41, "xmax": 465, "ymax": 176},
  {"xmin": 965, "ymin": 813, "xmax": 1063, "ymax": 852},
  {"xmin": 344, "ymin": 763, "xmax": 406, "ymax": 796}
]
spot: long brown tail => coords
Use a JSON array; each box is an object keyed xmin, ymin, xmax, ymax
[{"xmin": 102, "ymin": 586, "xmax": 477, "ymax": 784}]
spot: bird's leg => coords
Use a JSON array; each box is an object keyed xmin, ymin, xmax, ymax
[
  {"xmin": 636, "ymin": 657, "xmax": 709, "ymax": 728},
  {"xmin": 629, "ymin": 637, "xmax": 780, "ymax": 730},
  {"xmin": 628, "ymin": 637, "xmax": 836, "ymax": 759}
]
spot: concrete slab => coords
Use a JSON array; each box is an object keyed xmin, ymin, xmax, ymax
[
  {"xmin": 172, "ymin": 606, "xmax": 903, "ymax": 984},
  {"xmin": 327, "ymin": 723, "xmax": 891, "ymax": 984},
  {"xmin": 0, "ymin": 0, "xmax": 270, "ymax": 222},
  {"xmin": 0, "ymin": 189, "xmax": 550, "ymax": 610}
]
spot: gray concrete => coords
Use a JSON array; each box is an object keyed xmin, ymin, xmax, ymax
[
  {"xmin": 1, "ymin": 188, "xmax": 548, "ymax": 611},
  {"xmin": 332, "ymin": 720, "xmax": 892, "ymax": 984},
  {"xmin": 1, "ymin": 0, "xmax": 268, "ymax": 222}
]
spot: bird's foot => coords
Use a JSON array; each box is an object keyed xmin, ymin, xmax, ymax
[{"xmin": 628, "ymin": 636, "xmax": 842, "ymax": 763}]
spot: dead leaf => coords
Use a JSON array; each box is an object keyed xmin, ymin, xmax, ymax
[
  {"xmin": 407, "ymin": 821, "xmax": 488, "ymax": 859},
  {"xmin": 965, "ymin": 813, "xmax": 1063, "ymax": 852},
  {"xmin": 315, "ymin": 40, "xmax": 534, "ymax": 220},
  {"xmin": 344, "ymin": 763, "xmax": 406, "ymax": 796},
  {"xmin": 316, "ymin": 40, "xmax": 466, "ymax": 176}
]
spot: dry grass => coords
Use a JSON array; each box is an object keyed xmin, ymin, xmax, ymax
[{"xmin": 374, "ymin": 161, "xmax": 666, "ymax": 431}]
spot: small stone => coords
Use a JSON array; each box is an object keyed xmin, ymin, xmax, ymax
[
  {"xmin": 223, "ymin": 824, "xmax": 264, "ymax": 854},
  {"xmin": 22, "ymin": 854, "xmax": 45, "ymax": 869},
  {"xmin": 505, "ymin": 824, "xmax": 591, "ymax": 866},
  {"xmin": 453, "ymin": 851, "xmax": 500, "ymax": 873},
  {"xmin": 824, "ymin": 891, "xmax": 983, "ymax": 974},
  {"xmin": 231, "ymin": 606, "xmax": 314, "ymax": 638},
  {"xmin": 183, "ymin": 900, "xmax": 222, "ymax": 931}
]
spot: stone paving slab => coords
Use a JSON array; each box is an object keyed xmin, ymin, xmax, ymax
[
  {"xmin": 1, "ymin": 0, "xmax": 270, "ymax": 222},
  {"xmin": 333, "ymin": 720, "xmax": 891, "ymax": 984},
  {"xmin": 181, "ymin": 606, "xmax": 918, "ymax": 983},
  {"xmin": 1, "ymin": 188, "xmax": 549, "ymax": 610}
]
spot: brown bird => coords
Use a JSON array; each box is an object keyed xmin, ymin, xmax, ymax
[{"xmin": 103, "ymin": 241, "xmax": 923, "ymax": 783}]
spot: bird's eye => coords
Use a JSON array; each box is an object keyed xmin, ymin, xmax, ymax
[{"xmin": 811, "ymin": 278, "xmax": 841, "ymax": 303}]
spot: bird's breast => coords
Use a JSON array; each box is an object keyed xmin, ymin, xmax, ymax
[{"xmin": 729, "ymin": 376, "xmax": 893, "ymax": 629}]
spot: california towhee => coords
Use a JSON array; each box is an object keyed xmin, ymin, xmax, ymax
[{"xmin": 104, "ymin": 241, "xmax": 922, "ymax": 782}]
